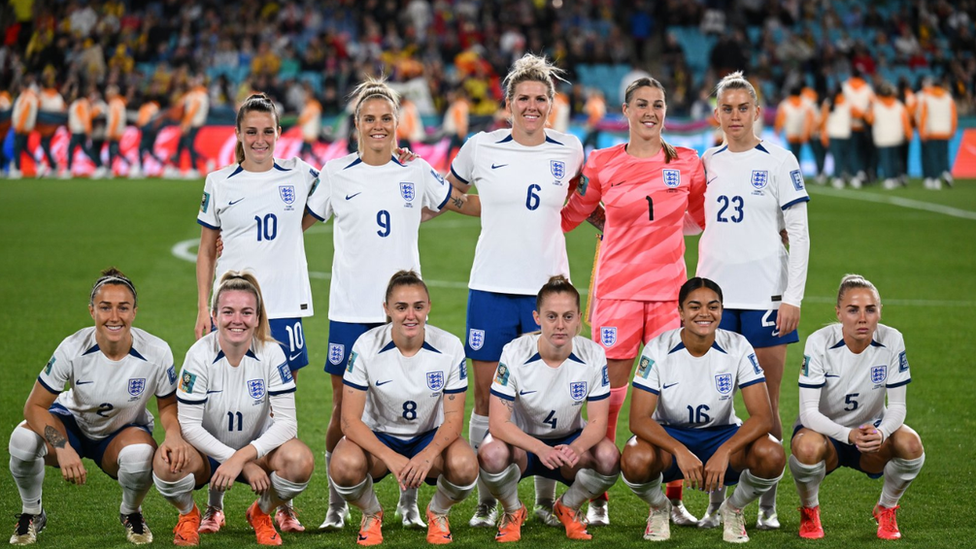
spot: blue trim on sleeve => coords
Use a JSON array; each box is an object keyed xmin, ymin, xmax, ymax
[
  {"xmin": 444, "ymin": 386, "xmax": 467, "ymax": 394},
  {"xmin": 37, "ymin": 376, "xmax": 61, "ymax": 395},
  {"xmin": 781, "ymin": 196, "xmax": 811, "ymax": 210},
  {"xmin": 740, "ymin": 377, "xmax": 766, "ymax": 389},
  {"xmin": 587, "ymin": 392, "xmax": 610, "ymax": 402},
  {"xmin": 798, "ymin": 382, "xmax": 825, "ymax": 389},
  {"xmin": 268, "ymin": 387, "xmax": 297, "ymax": 396},
  {"xmin": 886, "ymin": 378, "xmax": 911, "ymax": 388},
  {"xmin": 307, "ymin": 207, "xmax": 326, "ymax": 222},
  {"xmin": 379, "ymin": 341, "xmax": 397, "ymax": 354},
  {"xmin": 421, "ymin": 341, "xmax": 442, "ymax": 354},
  {"xmin": 197, "ymin": 219, "xmax": 220, "ymax": 230},
  {"xmin": 490, "ymin": 388, "xmax": 515, "ymax": 401},
  {"xmin": 436, "ymin": 183, "xmax": 451, "ymax": 210},
  {"xmin": 450, "ymin": 166, "xmax": 469, "ymax": 185},
  {"xmin": 176, "ymin": 396, "xmax": 207, "ymax": 405},
  {"xmin": 632, "ymin": 383, "xmax": 659, "ymax": 395},
  {"xmin": 227, "ymin": 165, "xmax": 244, "ymax": 178},
  {"xmin": 158, "ymin": 389, "xmax": 177, "ymax": 399},
  {"xmin": 342, "ymin": 380, "xmax": 369, "ymax": 391}
]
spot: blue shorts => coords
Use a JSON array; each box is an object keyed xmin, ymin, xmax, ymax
[
  {"xmin": 202, "ymin": 456, "xmax": 250, "ymax": 489},
  {"xmin": 49, "ymin": 403, "xmax": 152, "ymax": 479},
  {"xmin": 269, "ymin": 317, "xmax": 309, "ymax": 372},
  {"xmin": 660, "ymin": 424, "xmax": 742, "ymax": 486},
  {"xmin": 372, "ymin": 429, "xmax": 439, "ymax": 486},
  {"xmin": 719, "ymin": 308, "xmax": 799, "ymax": 349},
  {"xmin": 325, "ymin": 320, "xmax": 383, "ymax": 375},
  {"xmin": 465, "ymin": 290, "xmax": 539, "ymax": 361},
  {"xmin": 522, "ymin": 430, "xmax": 582, "ymax": 485},
  {"xmin": 791, "ymin": 424, "xmax": 883, "ymax": 479}
]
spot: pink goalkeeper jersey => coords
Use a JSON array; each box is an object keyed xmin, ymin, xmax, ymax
[{"xmin": 562, "ymin": 144, "xmax": 706, "ymax": 301}]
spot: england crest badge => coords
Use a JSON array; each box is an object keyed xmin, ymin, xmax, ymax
[
  {"xmin": 550, "ymin": 160, "xmax": 566, "ymax": 179},
  {"xmin": 751, "ymin": 170, "xmax": 769, "ymax": 190},
  {"xmin": 279, "ymin": 185, "xmax": 296, "ymax": 205},
  {"xmin": 247, "ymin": 379, "xmax": 266, "ymax": 400},
  {"xmin": 570, "ymin": 381, "xmax": 588, "ymax": 401},
  {"xmin": 468, "ymin": 329, "xmax": 485, "ymax": 351},
  {"xmin": 715, "ymin": 373, "xmax": 733, "ymax": 395},
  {"xmin": 600, "ymin": 327, "xmax": 617, "ymax": 347},
  {"xmin": 663, "ymin": 169, "xmax": 680, "ymax": 188},
  {"xmin": 427, "ymin": 371, "xmax": 445, "ymax": 391},
  {"xmin": 871, "ymin": 365, "xmax": 887, "ymax": 384},
  {"xmin": 400, "ymin": 182, "xmax": 416, "ymax": 202},
  {"xmin": 329, "ymin": 343, "xmax": 345, "ymax": 366},
  {"xmin": 128, "ymin": 378, "xmax": 146, "ymax": 397}
]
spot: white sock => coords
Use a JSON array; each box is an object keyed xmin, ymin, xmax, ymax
[
  {"xmin": 9, "ymin": 426, "xmax": 46, "ymax": 515},
  {"xmin": 430, "ymin": 475, "xmax": 477, "ymax": 515},
  {"xmin": 332, "ymin": 475, "xmax": 381, "ymax": 516},
  {"xmin": 534, "ymin": 476, "xmax": 557, "ymax": 506},
  {"xmin": 788, "ymin": 456, "xmax": 825, "ymax": 508},
  {"xmin": 469, "ymin": 412, "xmax": 495, "ymax": 505},
  {"xmin": 622, "ymin": 472, "xmax": 668, "ymax": 509},
  {"xmin": 325, "ymin": 451, "xmax": 344, "ymax": 509},
  {"xmin": 117, "ymin": 444, "xmax": 155, "ymax": 514},
  {"xmin": 152, "ymin": 472, "xmax": 196, "ymax": 515},
  {"xmin": 758, "ymin": 438, "xmax": 782, "ymax": 511},
  {"xmin": 879, "ymin": 454, "xmax": 925, "ymax": 508},
  {"xmin": 708, "ymin": 486, "xmax": 728, "ymax": 509},
  {"xmin": 561, "ymin": 468, "xmax": 618, "ymax": 510},
  {"xmin": 728, "ymin": 469, "xmax": 783, "ymax": 510},
  {"xmin": 479, "ymin": 464, "xmax": 521, "ymax": 513},
  {"xmin": 208, "ymin": 487, "xmax": 225, "ymax": 509},
  {"xmin": 398, "ymin": 486, "xmax": 418, "ymax": 508},
  {"xmin": 264, "ymin": 472, "xmax": 308, "ymax": 513}
]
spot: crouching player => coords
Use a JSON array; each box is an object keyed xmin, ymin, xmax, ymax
[
  {"xmin": 621, "ymin": 277, "xmax": 785, "ymax": 543},
  {"xmin": 152, "ymin": 272, "xmax": 313, "ymax": 546},
  {"xmin": 790, "ymin": 274, "xmax": 924, "ymax": 540},
  {"xmin": 329, "ymin": 271, "xmax": 477, "ymax": 546},
  {"xmin": 477, "ymin": 276, "xmax": 619, "ymax": 542}
]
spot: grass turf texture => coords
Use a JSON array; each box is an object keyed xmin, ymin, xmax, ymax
[{"xmin": 1, "ymin": 177, "xmax": 975, "ymax": 548}]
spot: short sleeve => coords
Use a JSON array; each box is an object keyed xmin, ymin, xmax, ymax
[
  {"xmin": 300, "ymin": 160, "xmax": 321, "ymax": 200},
  {"xmin": 341, "ymin": 338, "xmax": 369, "ymax": 391},
  {"xmin": 305, "ymin": 165, "xmax": 334, "ymax": 222},
  {"xmin": 776, "ymin": 153, "xmax": 810, "ymax": 210},
  {"xmin": 885, "ymin": 331, "xmax": 912, "ymax": 388},
  {"xmin": 197, "ymin": 175, "xmax": 219, "ymax": 230},
  {"xmin": 37, "ymin": 340, "xmax": 72, "ymax": 395},
  {"xmin": 420, "ymin": 160, "xmax": 452, "ymax": 211},
  {"xmin": 176, "ymin": 350, "xmax": 209, "ymax": 405},
  {"xmin": 449, "ymin": 133, "xmax": 478, "ymax": 186},
  {"xmin": 489, "ymin": 344, "xmax": 517, "ymax": 401},
  {"xmin": 154, "ymin": 344, "xmax": 178, "ymax": 398},
  {"xmin": 736, "ymin": 345, "xmax": 766, "ymax": 389},
  {"xmin": 798, "ymin": 337, "xmax": 826, "ymax": 389},
  {"xmin": 632, "ymin": 348, "xmax": 661, "ymax": 395},
  {"xmin": 264, "ymin": 344, "xmax": 296, "ymax": 396},
  {"xmin": 443, "ymin": 338, "xmax": 468, "ymax": 394},
  {"xmin": 587, "ymin": 350, "xmax": 610, "ymax": 402}
]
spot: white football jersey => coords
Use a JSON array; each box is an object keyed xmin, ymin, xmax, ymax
[
  {"xmin": 697, "ymin": 141, "xmax": 809, "ymax": 309},
  {"xmin": 633, "ymin": 328, "xmax": 765, "ymax": 429},
  {"xmin": 451, "ymin": 129, "xmax": 583, "ymax": 295},
  {"xmin": 37, "ymin": 327, "xmax": 177, "ymax": 440},
  {"xmin": 176, "ymin": 333, "xmax": 296, "ymax": 461},
  {"xmin": 197, "ymin": 158, "xmax": 319, "ymax": 318},
  {"xmin": 343, "ymin": 324, "xmax": 467, "ymax": 439},
  {"xmin": 490, "ymin": 334, "xmax": 609, "ymax": 439},
  {"xmin": 307, "ymin": 154, "xmax": 451, "ymax": 323},
  {"xmin": 796, "ymin": 323, "xmax": 911, "ymax": 431}
]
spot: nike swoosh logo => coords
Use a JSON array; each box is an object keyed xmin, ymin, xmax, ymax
[
  {"xmin": 610, "ymin": 180, "xmax": 627, "ymax": 187},
  {"xmin": 376, "ymin": 380, "xmax": 393, "ymax": 386},
  {"xmin": 207, "ymin": 390, "xmax": 223, "ymax": 394},
  {"xmin": 663, "ymin": 382, "xmax": 679, "ymax": 389},
  {"xmin": 76, "ymin": 380, "xmax": 94, "ymax": 385},
  {"xmin": 824, "ymin": 374, "xmax": 840, "ymax": 378},
  {"xmin": 345, "ymin": 192, "xmax": 362, "ymax": 200},
  {"xmin": 519, "ymin": 390, "xmax": 537, "ymax": 396},
  {"xmin": 491, "ymin": 163, "xmax": 508, "ymax": 169},
  {"xmin": 228, "ymin": 198, "xmax": 244, "ymax": 205},
  {"xmin": 289, "ymin": 352, "xmax": 303, "ymax": 361}
]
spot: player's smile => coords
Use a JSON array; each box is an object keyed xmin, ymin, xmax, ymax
[
  {"xmin": 237, "ymin": 111, "xmax": 280, "ymax": 169},
  {"xmin": 511, "ymin": 81, "xmax": 551, "ymax": 140},
  {"xmin": 624, "ymin": 86, "xmax": 667, "ymax": 141},
  {"xmin": 214, "ymin": 289, "xmax": 258, "ymax": 349},
  {"xmin": 90, "ymin": 284, "xmax": 136, "ymax": 351},
  {"xmin": 385, "ymin": 284, "xmax": 430, "ymax": 344},
  {"xmin": 357, "ymin": 98, "xmax": 397, "ymax": 157},
  {"xmin": 679, "ymin": 287, "xmax": 723, "ymax": 339}
]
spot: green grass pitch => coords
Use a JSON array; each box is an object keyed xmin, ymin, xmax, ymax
[{"xmin": 1, "ymin": 177, "xmax": 975, "ymax": 548}]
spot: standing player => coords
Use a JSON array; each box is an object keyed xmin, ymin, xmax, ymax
[
  {"xmin": 790, "ymin": 274, "xmax": 924, "ymax": 540},
  {"xmin": 561, "ymin": 76, "xmax": 706, "ymax": 526},
  {"xmin": 9, "ymin": 77, "xmax": 39, "ymax": 179},
  {"xmin": 8, "ymin": 268, "xmax": 186, "ymax": 546},
  {"xmin": 477, "ymin": 276, "xmax": 619, "ymax": 542},
  {"xmin": 916, "ymin": 76, "xmax": 958, "ymax": 190},
  {"xmin": 153, "ymin": 271, "xmax": 314, "ymax": 547},
  {"xmin": 444, "ymin": 53, "xmax": 585, "ymax": 527},
  {"xmin": 195, "ymin": 93, "xmax": 318, "ymax": 533},
  {"xmin": 695, "ymin": 71, "xmax": 810, "ymax": 529},
  {"xmin": 329, "ymin": 271, "xmax": 476, "ymax": 546},
  {"xmin": 305, "ymin": 77, "xmax": 471, "ymax": 531},
  {"xmin": 622, "ymin": 277, "xmax": 785, "ymax": 543}
]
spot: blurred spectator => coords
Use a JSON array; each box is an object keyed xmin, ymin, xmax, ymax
[
  {"xmin": 37, "ymin": 69, "xmax": 65, "ymax": 176},
  {"xmin": 298, "ymin": 82, "xmax": 325, "ymax": 165},
  {"xmin": 105, "ymin": 84, "xmax": 128, "ymax": 176},
  {"xmin": 65, "ymin": 85, "xmax": 104, "ymax": 178},
  {"xmin": 10, "ymin": 77, "xmax": 39, "ymax": 179},
  {"xmin": 866, "ymin": 81, "xmax": 912, "ymax": 189},
  {"xmin": 581, "ymin": 87, "xmax": 606, "ymax": 153},
  {"xmin": 917, "ymin": 76, "xmax": 958, "ymax": 189}
]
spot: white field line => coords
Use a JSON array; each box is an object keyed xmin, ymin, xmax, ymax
[{"xmin": 807, "ymin": 186, "xmax": 976, "ymax": 220}]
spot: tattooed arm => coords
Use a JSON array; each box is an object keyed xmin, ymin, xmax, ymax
[
  {"xmin": 24, "ymin": 382, "xmax": 87, "ymax": 484},
  {"xmin": 423, "ymin": 185, "xmax": 481, "ymax": 221},
  {"xmin": 585, "ymin": 204, "xmax": 606, "ymax": 233}
]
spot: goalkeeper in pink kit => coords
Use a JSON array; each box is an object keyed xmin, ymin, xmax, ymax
[{"xmin": 561, "ymin": 76, "xmax": 706, "ymax": 526}]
